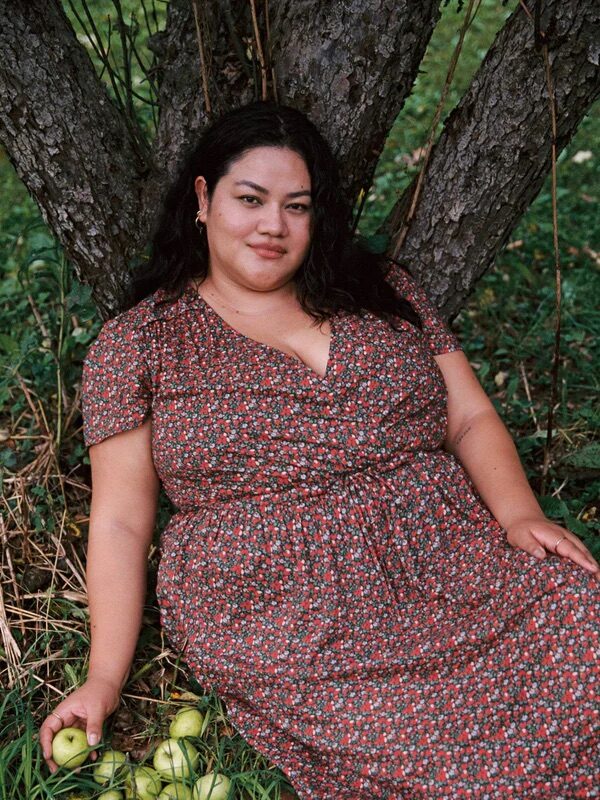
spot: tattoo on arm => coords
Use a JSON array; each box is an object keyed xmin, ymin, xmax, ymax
[{"xmin": 453, "ymin": 425, "xmax": 472, "ymax": 448}]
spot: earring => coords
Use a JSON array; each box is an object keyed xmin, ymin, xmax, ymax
[{"xmin": 195, "ymin": 209, "xmax": 204, "ymax": 232}]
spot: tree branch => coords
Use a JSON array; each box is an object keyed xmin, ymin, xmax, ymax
[
  {"xmin": 383, "ymin": 0, "xmax": 600, "ymax": 317},
  {"xmin": 0, "ymin": 0, "xmax": 149, "ymax": 317}
]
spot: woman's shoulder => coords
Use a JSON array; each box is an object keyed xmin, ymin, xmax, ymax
[
  {"xmin": 382, "ymin": 258, "xmax": 417, "ymax": 292},
  {"xmin": 93, "ymin": 284, "xmax": 192, "ymax": 340}
]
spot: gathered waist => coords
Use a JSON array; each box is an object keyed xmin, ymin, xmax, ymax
[{"xmin": 171, "ymin": 448, "xmax": 462, "ymax": 515}]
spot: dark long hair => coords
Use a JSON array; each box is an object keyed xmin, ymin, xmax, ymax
[{"xmin": 127, "ymin": 100, "xmax": 421, "ymax": 330}]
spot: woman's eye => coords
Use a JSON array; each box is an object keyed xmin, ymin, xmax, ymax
[{"xmin": 238, "ymin": 196, "xmax": 310, "ymax": 212}]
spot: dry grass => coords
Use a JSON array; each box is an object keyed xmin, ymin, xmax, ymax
[{"xmin": 0, "ymin": 378, "xmax": 297, "ymax": 797}]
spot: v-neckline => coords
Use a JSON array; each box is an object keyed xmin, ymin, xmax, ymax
[{"xmin": 184, "ymin": 282, "xmax": 337, "ymax": 384}]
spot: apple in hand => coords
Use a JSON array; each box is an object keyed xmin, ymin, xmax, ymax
[
  {"xmin": 93, "ymin": 749, "xmax": 127, "ymax": 784},
  {"xmin": 169, "ymin": 708, "xmax": 204, "ymax": 739},
  {"xmin": 192, "ymin": 772, "xmax": 231, "ymax": 800},
  {"xmin": 51, "ymin": 727, "xmax": 89, "ymax": 768},
  {"xmin": 158, "ymin": 783, "xmax": 194, "ymax": 800},
  {"xmin": 153, "ymin": 738, "xmax": 199, "ymax": 781},
  {"xmin": 124, "ymin": 765, "xmax": 162, "ymax": 799}
]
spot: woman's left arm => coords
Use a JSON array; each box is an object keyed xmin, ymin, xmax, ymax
[{"xmin": 435, "ymin": 350, "xmax": 599, "ymax": 579}]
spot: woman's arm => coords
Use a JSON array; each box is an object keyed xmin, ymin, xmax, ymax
[
  {"xmin": 86, "ymin": 418, "xmax": 160, "ymax": 691},
  {"xmin": 40, "ymin": 419, "xmax": 160, "ymax": 772},
  {"xmin": 434, "ymin": 350, "xmax": 599, "ymax": 578}
]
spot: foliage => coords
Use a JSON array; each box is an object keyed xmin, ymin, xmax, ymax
[{"xmin": 0, "ymin": 1, "xmax": 598, "ymax": 797}]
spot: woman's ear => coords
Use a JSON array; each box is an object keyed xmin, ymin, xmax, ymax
[{"xmin": 194, "ymin": 176, "xmax": 209, "ymax": 222}]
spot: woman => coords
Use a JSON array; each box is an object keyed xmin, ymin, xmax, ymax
[{"xmin": 40, "ymin": 101, "xmax": 599, "ymax": 798}]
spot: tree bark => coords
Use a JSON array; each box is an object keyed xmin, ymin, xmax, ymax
[
  {"xmin": 0, "ymin": 0, "xmax": 150, "ymax": 318},
  {"xmin": 382, "ymin": 0, "xmax": 600, "ymax": 317}
]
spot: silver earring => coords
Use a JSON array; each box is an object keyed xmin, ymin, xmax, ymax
[{"xmin": 195, "ymin": 209, "xmax": 204, "ymax": 232}]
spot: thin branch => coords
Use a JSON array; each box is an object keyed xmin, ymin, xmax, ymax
[
  {"xmin": 113, "ymin": 0, "xmax": 135, "ymax": 120},
  {"xmin": 390, "ymin": 0, "xmax": 482, "ymax": 258},
  {"xmin": 65, "ymin": 0, "xmax": 125, "ymax": 111},
  {"xmin": 249, "ymin": 0, "xmax": 268, "ymax": 100},
  {"xmin": 264, "ymin": 0, "xmax": 277, "ymax": 102},
  {"xmin": 191, "ymin": 0, "xmax": 213, "ymax": 115},
  {"xmin": 540, "ymin": 28, "xmax": 562, "ymax": 494}
]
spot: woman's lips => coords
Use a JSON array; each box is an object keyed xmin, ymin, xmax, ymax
[{"xmin": 248, "ymin": 244, "xmax": 286, "ymax": 259}]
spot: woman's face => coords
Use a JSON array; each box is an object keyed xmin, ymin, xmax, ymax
[{"xmin": 194, "ymin": 146, "xmax": 313, "ymax": 294}]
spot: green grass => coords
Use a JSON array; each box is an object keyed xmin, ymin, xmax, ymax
[{"xmin": 1, "ymin": 0, "xmax": 598, "ymax": 796}]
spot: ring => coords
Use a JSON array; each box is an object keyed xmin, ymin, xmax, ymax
[
  {"xmin": 553, "ymin": 534, "xmax": 568, "ymax": 554},
  {"xmin": 51, "ymin": 711, "xmax": 64, "ymax": 725}
]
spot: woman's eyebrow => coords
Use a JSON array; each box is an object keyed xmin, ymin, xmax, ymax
[{"xmin": 234, "ymin": 180, "xmax": 311, "ymax": 199}]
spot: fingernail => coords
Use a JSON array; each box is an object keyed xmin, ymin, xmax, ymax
[
  {"xmin": 534, "ymin": 548, "xmax": 545, "ymax": 559},
  {"xmin": 88, "ymin": 733, "xmax": 99, "ymax": 746},
  {"xmin": 585, "ymin": 562, "xmax": 598, "ymax": 572}
]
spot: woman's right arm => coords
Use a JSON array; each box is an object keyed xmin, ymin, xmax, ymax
[{"xmin": 40, "ymin": 417, "xmax": 160, "ymax": 773}]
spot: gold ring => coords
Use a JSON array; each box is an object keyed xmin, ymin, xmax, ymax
[{"xmin": 553, "ymin": 534, "xmax": 567, "ymax": 554}]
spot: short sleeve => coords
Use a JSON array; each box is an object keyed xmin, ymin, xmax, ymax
[
  {"xmin": 81, "ymin": 315, "xmax": 152, "ymax": 446},
  {"xmin": 385, "ymin": 261, "xmax": 462, "ymax": 356}
]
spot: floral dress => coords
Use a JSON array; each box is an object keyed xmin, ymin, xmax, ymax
[{"xmin": 81, "ymin": 263, "xmax": 599, "ymax": 799}]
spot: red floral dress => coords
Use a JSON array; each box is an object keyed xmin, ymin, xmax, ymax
[{"xmin": 82, "ymin": 264, "xmax": 599, "ymax": 799}]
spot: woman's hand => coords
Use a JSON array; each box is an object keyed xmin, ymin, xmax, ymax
[
  {"xmin": 39, "ymin": 676, "xmax": 121, "ymax": 774},
  {"xmin": 506, "ymin": 517, "xmax": 600, "ymax": 579}
]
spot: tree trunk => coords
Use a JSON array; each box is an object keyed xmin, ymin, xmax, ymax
[
  {"xmin": 0, "ymin": 0, "xmax": 150, "ymax": 319},
  {"xmin": 382, "ymin": 0, "xmax": 600, "ymax": 317}
]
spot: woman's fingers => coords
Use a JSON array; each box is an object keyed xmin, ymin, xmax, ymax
[
  {"xmin": 40, "ymin": 709, "xmax": 87, "ymax": 774},
  {"xmin": 543, "ymin": 531, "xmax": 599, "ymax": 576},
  {"xmin": 507, "ymin": 519, "xmax": 600, "ymax": 580},
  {"xmin": 40, "ymin": 714, "xmax": 66, "ymax": 774},
  {"xmin": 532, "ymin": 521, "xmax": 599, "ymax": 571}
]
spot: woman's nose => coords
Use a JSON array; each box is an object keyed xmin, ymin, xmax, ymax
[{"xmin": 256, "ymin": 203, "xmax": 287, "ymax": 236}]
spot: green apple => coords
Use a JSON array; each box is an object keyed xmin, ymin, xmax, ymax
[
  {"xmin": 192, "ymin": 773, "xmax": 231, "ymax": 800},
  {"xmin": 124, "ymin": 765, "xmax": 162, "ymax": 799},
  {"xmin": 51, "ymin": 726, "xmax": 89, "ymax": 768},
  {"xmin": 168, "ymin": 708, "xmax": 204, "ymax": 739},
  {"xmin": 153, "ymin": 738, "xmax": 199, "ymax": 782},
  {"xmin": 93, "ymin": 749, "xmax": 127, "ymax": 784},
  {"xmin": 158, "ymin": 783, "xmax": 194, "ymax": 800},
  {"xmin": 98, "ymin": 792, "xmax": 124, "ymax": 800}
]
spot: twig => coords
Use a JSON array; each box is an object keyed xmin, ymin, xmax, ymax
[
  {"xmin": 249, "ymin": 0, "xmax": 268, "ymax": 100},
  {"xmin": 391, "ymin": 0, "xmax": 482, "ymax": 257},
  {"xmin": 113, "ymin": 0, "xmax": 135, "ymax": 120},
  {"xmin": 539, "ymin": 16, "xmax": 561, "ymax": 495},
  {"xmin": 264, "ymin": 0, "xmax": 277, "ymax": 102},
  {"xmin": 191, "ymin": 0, "xmax": 213, "ymax": 115},
  {"xmin": 518, "ymin": 361, "xmax": 541, "ymax": 433}
]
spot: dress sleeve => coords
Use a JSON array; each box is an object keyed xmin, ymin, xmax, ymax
[
  {"xmin": 81, "ymin": 315, "xmax": 152, "ymax": 446},
  {"xmin": 385, "ymin": 261, "xmax": 462, "ymax": 356}
]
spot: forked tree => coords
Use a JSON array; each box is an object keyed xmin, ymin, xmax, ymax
[{"xmin": 0, "ymin": 0, "xmax": 598, "ymax": 319}]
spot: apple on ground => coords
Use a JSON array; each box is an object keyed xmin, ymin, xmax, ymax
[
  {"xmin": 98, "ymin": 791, "xmax": 124, "ymax": 800},
  {"xmin": 158, "ymin": 783, "xmax": 194, "ymax": 800},
  {"xmin": 51, "ymin": 727, "xmax": 90, "ymax": 769},
  {"xmin": 169, "ymin": 708, "xmax": 204, "ymax": 739},
  {"xmin": 124, "ymin": 765, "xmax": 163, "ymax": 799},
  {"xmin": 153, "ymin": 738, "xmax": 200, "ymax": 782},
  {"xmin": 192, "ymin": 772, "xmax": 232, "ymax": 800},
  {"xmin": 93, "ymin": 749, "xmax": 127, "ymax": 784}
]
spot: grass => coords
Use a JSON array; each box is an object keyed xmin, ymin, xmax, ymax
[{"xmin": 1, "ymin": 0, "xmax": 598, "ymax": 797}]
